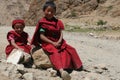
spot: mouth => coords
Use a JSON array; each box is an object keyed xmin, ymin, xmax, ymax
[{"xmin": 17, "ymin": 31, "xmax": 22, "ymax": 34}]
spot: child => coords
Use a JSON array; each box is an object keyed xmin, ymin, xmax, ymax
[
  {"xmin": 31, "ymin": 1, "xmax": 82, "ymax": 80},
  {"xmin": 5, "ymin": 19, "xmax": 32, "ymax": 65}
]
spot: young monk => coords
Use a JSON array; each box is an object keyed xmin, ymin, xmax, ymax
[
  {"xmin": 5, "ymin": 19, "xmax": 32, "ymax": 64},
  {"xmin": 31, "ymin": 1, "xmax": 82, "ymax": 80}
]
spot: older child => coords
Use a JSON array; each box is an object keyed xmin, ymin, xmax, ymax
[
  {"xmin": 5, "ymin": 19, "xmax": 32, "ymax": 64},
  {"xmin": 31, "ymin": 1, "xmax": 82, "ymax": 80}
]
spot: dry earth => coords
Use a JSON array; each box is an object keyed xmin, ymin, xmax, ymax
[{"xmin": 0, "ymin": 26, "xmax": 120, "ymax": 80}]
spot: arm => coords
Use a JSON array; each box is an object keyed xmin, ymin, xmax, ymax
[
  {"xmin": 57, "ymin": 20, "xmax": 64, "ymax": 45},
  {"xmin": 57, "ymin": 30, "xmax": 63, "ymax": 44},
  {"xmin": 40, "ymin": 33, "xmax": 60, "ymax": 47},
  {"xmin": 40, "ymin": 33, "xmax": 54, "ymax": 45},
  {"xmin": 40, "ymin": 31, "xmax": 63, "ymax": 47},
  {"xmin": 8, "ymin": 34, "xmax": 23, "ymax": 50},
  {"xmin": 27, "ymin": 37, "xmax": 31, "ymax": 44},
  {"xmin": 11, "ymin": 39, "xmax": 24, "ymax": 51}
]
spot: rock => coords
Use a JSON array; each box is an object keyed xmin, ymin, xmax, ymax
[
  {"xmin": 89, "ymin": 33, "xmax": 98, "ymax": 38},
  {"xmin": 0, "ymin": 62, "xmax": 24, "ymax": 80},
  {"xmin": 47, "ymin": 68, "xmax": 57, "ymax": 77},
  {"xmin": 1, "ymin": 71, "xmax": 10, "ymax": 77},
  {"xmin": 89, "ymin": 33, "xmax": 94, "ymax": 36},
  {"xmin": 16, "ymin": 64, "xmax": 27, "ymax": 74},
  {"xmin": 23, "ymin": 73, "xmax": 34, "ymax": 80},
  {"xmin": 0, "ymin": 73, "xmax": 10, "ymax": 80},
  {"xmin": 84, "ymin": 73, "xmax": 111, "ymax": 80},
  {"xmin": 31, "ymin": 47, "xmax": 53, "ymax": 69},
  {"xmin": 93, "ymin": 64, "xmax": 108, "ymax": 70}
]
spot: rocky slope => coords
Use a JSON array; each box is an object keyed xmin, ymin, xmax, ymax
[
  {"xmin": 0, "ymin": 0, "xmax": 120, "ymax": 26},
  {"xmin": 0, "ymin": 0, "xmax": 31, "ymax": 25},
  {"xmin": 23, "ymin": 0, "xmax": 103, "ymax": 25},
  {"xmin": 24, "ymin": 0, "xmax": 120, "ymax": 26}
]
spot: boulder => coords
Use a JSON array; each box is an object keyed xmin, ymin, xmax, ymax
[{"xmin": 31, "ymin": 47, "xmax": 53, "ymax": 69}]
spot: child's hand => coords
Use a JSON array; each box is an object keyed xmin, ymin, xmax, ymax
[
  {"xmin": 18, "ymin": 48, "xmax": 24, "ymax": 51},
  {"xmin": 52, "ymin": 42, "xmax": 61, "ymax": 48},
  {"xmin": 31, "ymin": 45, "xmax": 35, "ymax": 49},
  {"xmin": 57, "ymin": 41, "xmax": 62, "ymax": 45}
]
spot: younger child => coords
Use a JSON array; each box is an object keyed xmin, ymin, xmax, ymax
[{"xmin": 5, "ymin": 19, "xmax": 32, "ymax": 64}]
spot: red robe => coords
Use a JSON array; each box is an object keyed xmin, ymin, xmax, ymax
[
  {"xmin": 5, "ymin": 30, "xmax": 31, "ymax": 57},
  {"xmin": 31, "ymin": 17, "xmax": 82, "ymax": 70}
]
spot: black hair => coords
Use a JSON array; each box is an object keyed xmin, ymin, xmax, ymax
[{"xmin": 43, "ymin": 1, "xmax": 56, "ymax": 12}]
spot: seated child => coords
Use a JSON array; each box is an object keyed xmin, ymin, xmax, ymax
[
  {"xmin": 5, "ymin": 19, "xmax": 32, "ymax": 65},
  {"xmin": 31, "ymin": 1, "xmax": 82, "ymax": 80}
]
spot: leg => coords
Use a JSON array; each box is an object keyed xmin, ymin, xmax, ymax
[
  {"xmin": 66, "ymin": 45, "xmax": 82, "ymax": 69},
  {"xmin": 22, "ymin": 52, "xmax": 33, "ymax": 68},
  {"xmin": 23, "ymin": 52, "xmax": 31, "ymax": 63}
]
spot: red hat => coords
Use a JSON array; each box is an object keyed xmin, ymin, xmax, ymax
[{"xmin": 12, "ymin": 19, "xmax": 25, "ymax": 28}]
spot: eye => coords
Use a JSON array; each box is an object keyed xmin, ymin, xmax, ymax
[{"xmin": 15, "ymin": 26, "xmax": 24, "ymax": 29}]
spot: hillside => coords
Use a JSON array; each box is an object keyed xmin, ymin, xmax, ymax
[
  {"xmin": 0, "ymin": 0, "xmax": 120, "ymax": 27},
  {"xmin": 0, "ymin": 0, "xmax": 32, "ymax": 25},
  {"xmin": 22, "ymin": 0, "xmax": 120, "ymax": 27}
]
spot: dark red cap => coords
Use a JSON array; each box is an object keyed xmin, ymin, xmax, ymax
[{"xmin": 12, "ymin": 19, "xmax": 25, "ymax": 28}]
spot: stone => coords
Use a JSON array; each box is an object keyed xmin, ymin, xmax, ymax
[
  {"xmin": 23, "ymin": 73, "xmax": 34, "ymax": 80},
  {"xmin": 0, "ymin": 73, "xmax": 10, "ymax": 80},
  {"xmin": 31, "ymin": 47, "xmax": 53, "ymax": 69},
  {"xmin": 47, "ymin": 68, "xmax": 57, "ymax": 77}
]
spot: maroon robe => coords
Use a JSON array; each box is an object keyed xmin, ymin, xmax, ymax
[
  {"xmin": 31, "ymin": 17, "xmax": 82, "ymax": 70},
  {"xmin": 5, "ymin": 30, "xmax": 31, "ymax": 57}
]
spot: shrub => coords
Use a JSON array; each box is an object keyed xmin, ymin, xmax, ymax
[
  {"xmin": 97, "ymin": 20, "xmax": 107, "ymax": 26},
  {"xmin": 69, "ymin": 9, "xmax": 77, "ymax": 18},
  {"xmin": 107, "ymin": 5, "xmax": 113, "ymax": 11}
]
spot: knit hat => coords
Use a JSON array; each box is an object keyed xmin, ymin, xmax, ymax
[
  {"xmin": 12, "ymin": 19, "xmax": 25, "ymax": 29},
  {"xmin": 43, "ymin": 1, "xmax": 56, "ymax": 11}
]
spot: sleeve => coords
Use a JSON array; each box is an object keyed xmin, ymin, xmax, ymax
[
  {"xmin": 58, "ymin": 20, "xmax": 64, "ymax": 30},
  {"xmin": 39, "ymin": 27, "xmax": 45, "ymax": 33},
  {"xmin": 7, "ymin": 33, "xmax": 15, "ymax": 41}
]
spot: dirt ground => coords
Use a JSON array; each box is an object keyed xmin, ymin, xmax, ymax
[{"xmin": 0, "ymin": 26, "xmax": 120, "ymax": 80}]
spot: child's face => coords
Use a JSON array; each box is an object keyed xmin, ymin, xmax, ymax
[
  {"xmin": 44, "ymin": 6, "xmax": 55, "ymax": 19},
  {"xmin": 14, "ymin": 23, "xmax": 24, "ymax": 34}
]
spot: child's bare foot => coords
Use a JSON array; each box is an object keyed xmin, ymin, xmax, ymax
[{"xmin": 61, "ymin": 70, "xmax": 71, "ymax": 80}]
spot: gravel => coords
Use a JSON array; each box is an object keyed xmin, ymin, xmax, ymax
[{"xmin": 0, "ymin": 26, "xmax": 120, "ymax": 80}]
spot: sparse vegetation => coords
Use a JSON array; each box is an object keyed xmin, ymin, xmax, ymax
[
  {"xmin": 65, "ymin": 25, "xmax": 120, "ymax": 35},
  {"xmin": 107, "ymin": 5, "xmax": 113, "ymax": 11},
  {"xmin": 97, "ymin": 20, "xmax": 107, "ymax": 26},
  {"xmin": 70, "ymin": 10, "xmax": 77, "ymax": 17},
  {"xmin": 66, "ymin": 28, "xmax": 92, "ymax": 32}
]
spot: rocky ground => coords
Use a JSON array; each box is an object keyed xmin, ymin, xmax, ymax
[{"xmin": 0, "ymin": 26, "xmax": 120, "ymax": 80}]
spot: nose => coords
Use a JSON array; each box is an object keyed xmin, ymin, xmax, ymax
[
  {"xmin": 48, "ymin": 12, "xmax": 51, "ymax": 14},
  {"xmin": 18, "ymin": 28, "xmax": 21, "ymax": 30},
  {"xmin": 18, "ymin": 28, "xmax": 23, "ymax": 31}
]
